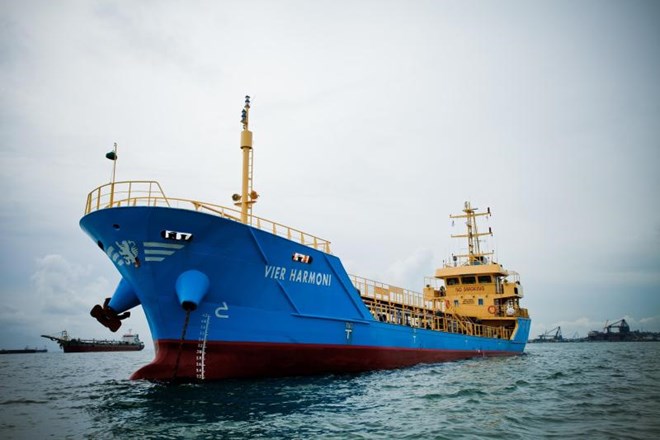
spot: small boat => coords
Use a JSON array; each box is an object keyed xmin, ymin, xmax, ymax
[
  {"xmin": 80, "ymin": 96, "xmax": 531, "ymax": 380},
  {"xmin": 41, "ymin": 330, "xmax": 144, "ymax": 353}
]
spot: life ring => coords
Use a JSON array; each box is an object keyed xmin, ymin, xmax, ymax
[
  {"xmin": 445, "ymin": 300, "xmax": 451, "ymax": 309},
  {"xmin": 487, "ymin": 305, "xmax": 496, "ymax": 314}
]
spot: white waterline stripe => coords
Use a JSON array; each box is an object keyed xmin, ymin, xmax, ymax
[
  {"xmin": 145, "ymin": 257, "xmax": 165, "ymax": 262},
  {"xmin": 143, "ymin": 242, "xmax": 185, "ymax": 249},
  {"xmin": 144, "ymin": 249, "xmax": 175, "ymax": 255}
]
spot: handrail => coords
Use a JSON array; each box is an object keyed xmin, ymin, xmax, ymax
[
  {"xmin": 349, "ymin": 274, "xmax": 429, "ymax": 309},
  {"xmin": 349, "ymin": 274, "xmax": 514, "ymax": 340},
  {"xmin": 84, "ymin": 180, "xmax": 332, "ymax": 253},
  {"xmin": 494, "ymin": 304, "xmax": 529, "ymax": 319},
  {"xmin": 84, "ymin": 180, "xmax": 170, "ymax": 214}
]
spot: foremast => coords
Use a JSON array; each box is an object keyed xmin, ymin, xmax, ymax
[{"xmin": 233, "ymin": 95, "xmax": 259, "ymax": 224}]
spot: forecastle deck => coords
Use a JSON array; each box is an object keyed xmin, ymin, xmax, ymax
[{"xmin": 85, "ymin": 180, "xmax": 332, "ymax": 253}]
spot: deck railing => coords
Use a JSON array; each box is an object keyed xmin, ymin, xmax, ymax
[
  {"xmin": 349, "ymin": 274, "xmax": 431, "ymax": 309},
  {"xmin": 84, "ymin": 180, "xmax": 332, "ymax": 253},
  {"xmin": 349, "ymin": 274, "xmax": 514, "ymax": 340}
]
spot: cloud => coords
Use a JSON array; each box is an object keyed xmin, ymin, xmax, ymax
[
  {"xmin": 0, "ymin": 304, "xmax": 29, "ymax": 328},
  {"xmin": 0, "ymin": 254, "xmax": 116, "ymax": 347},
  {"xmin": 0, "ymin": 254, "xmax": 138, "ymax": 347},
  {"xmin": 31, "ymin": 254, "xmax": 110, "ymax": 316},
  {"xmin": 382, "ymin": 248, "xmax": 436, "ymax": 290},
  {"xmin": 634, "ymin": 315, "xmax": 660, "ymax": 332}
]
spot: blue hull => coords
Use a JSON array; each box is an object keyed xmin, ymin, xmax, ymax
[{"xmin": 80, "ymin": 206, "xmax": 530, "ymax": 380}]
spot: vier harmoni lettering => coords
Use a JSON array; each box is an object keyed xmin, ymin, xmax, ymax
[{"xmin": 264, "ymin": 265, "xmax": 332, "ymax": 287}]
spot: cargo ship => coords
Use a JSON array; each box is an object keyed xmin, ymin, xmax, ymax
[
  {"xmin": 0, "ymin": 348, "xmax": 47, "ymax": 354},
  {"xmin": 80, "ymin": 96, "xmax": 530, "ymax": 380},
  {"xmin": 41, "ymin": 330, "xmax": 144, "ymax": 353}
]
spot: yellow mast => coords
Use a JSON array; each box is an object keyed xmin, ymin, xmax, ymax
[
  {"xmin": 450, "ymin": 201, "xmax": 493, "ymax": 264},
  {"xmin": 234, "ymin": 95, "xmax": 258, "ymax": 224}
]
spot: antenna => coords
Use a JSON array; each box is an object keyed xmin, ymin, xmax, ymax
[{"xmin": 449, "ymin": 201, "xmax": 494, "ymax": 264}]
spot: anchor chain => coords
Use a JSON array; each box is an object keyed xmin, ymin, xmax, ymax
[{"xmin": 172, "ymin": 309, "xmax": 191, "ymax": 380}]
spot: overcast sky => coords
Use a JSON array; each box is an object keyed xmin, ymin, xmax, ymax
[{"xmin": 1, "ymin": 0, "xmax": 659, "ymax": 350}]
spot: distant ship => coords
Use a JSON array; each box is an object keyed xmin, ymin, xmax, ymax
[
  {"xmin": 41, "ymin": 330, "xmax": 144, "ymax": 353},
  {"xmin": 586, "ymin": 319, "xmax": 660, "ymax": 342},
  {"xmin": 0, "ymin": 348, "xmax": 47, "ymax": 354},
  {"xmin": 80, "ymin": 96, "xmax": 531, "ymax": 380}
]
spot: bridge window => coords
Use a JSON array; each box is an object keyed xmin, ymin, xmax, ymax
[
  {"xmin": 478, "ymin": 298, "xmax": 484, "ymax": 305},
  {"xmin": 446, "ymin": 277, "xmax": 459, "ymax": 286},
  {"xmin": 478, "ymin": 275, "xmax": 492, "ymax": 283},
  {"xmin": 461, "ymin": 276, "xmax": 476, "ymax": 284}
]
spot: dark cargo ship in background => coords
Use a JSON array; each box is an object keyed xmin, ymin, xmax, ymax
[
  {"xmin": 587, "ymin": 319, "xmax": 659, "ymax": 342},
  {"xmin": 41, "ymin": 330, "xmax": 144, "ymax": 353},
  {"xmin": 0, "ymin": 348, "xmax": 47, "ymax": 354},
  {"xmin": 529, "ymin": 319, "xmax": 660, "ymax": 343}
]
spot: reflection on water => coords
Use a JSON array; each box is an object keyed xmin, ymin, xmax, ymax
[
  {"xmin": 96, "ymin": 374, "xmax": 363, "ymax": 420},
  {"xmin": 84, "ymin": 374, "xmax": 369, "ymax": 438}
]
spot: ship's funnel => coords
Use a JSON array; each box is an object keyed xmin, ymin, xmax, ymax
[
  {"xmin": 175, "ymin": 270, "xmax": 210, "ymax": 311},
  {"xmin": 108, "ymin": 278, "xmax": 141, "ymax": 313}
]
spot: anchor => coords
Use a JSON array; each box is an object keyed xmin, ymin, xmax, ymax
[{"xmin": 90, "ymin": 298, "xmax": 131, "ymax": 332}]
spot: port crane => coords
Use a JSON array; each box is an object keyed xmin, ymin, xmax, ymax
[
  {"xmin": 604, "ymin": 319, "xmax": 630, "ymax": 334},
  {"xmin": 537, "ymin": 326, "xmax": 563, "ymax": 342}
]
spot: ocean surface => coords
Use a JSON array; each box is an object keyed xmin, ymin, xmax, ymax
[{"xmin": 1, "ymin": 342, "xmax": 658, "ymax": 439}]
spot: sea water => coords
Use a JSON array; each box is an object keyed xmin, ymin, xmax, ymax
[{"xmin": 1, "ymin": 342, "xmax": 658, "ymax": 439}]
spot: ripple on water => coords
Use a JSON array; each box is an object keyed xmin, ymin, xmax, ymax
[{"xmin": 1, "ymin": 344, "xmax": 660, "ymax": 439}]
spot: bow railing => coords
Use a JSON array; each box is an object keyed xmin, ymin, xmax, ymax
[{"xmin": 84, "ymin": 180, "xmax": 332, "ymax": 253}]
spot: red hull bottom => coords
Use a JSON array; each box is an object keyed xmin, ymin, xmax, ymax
[{"xmin": 131, "ymin": 340, "xmax": 517, "ymax": 381}]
